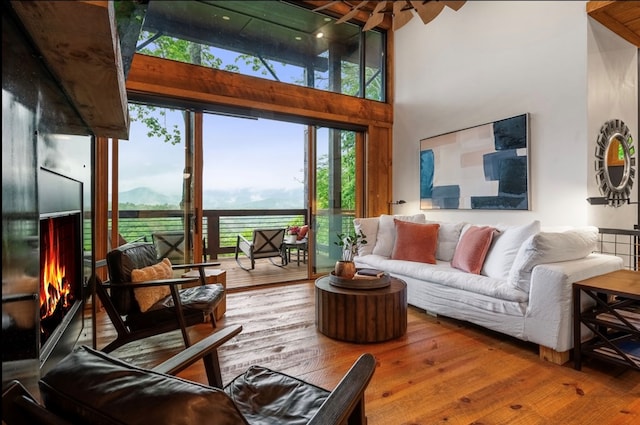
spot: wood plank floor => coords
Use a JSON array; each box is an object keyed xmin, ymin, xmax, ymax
[
  {"xmin": 81, "ymin": 281, "xmax": 640, "ymax": 425},
  {"xmin": 208, "ymin": 256, "xmax": 308, "ymax": 290}
]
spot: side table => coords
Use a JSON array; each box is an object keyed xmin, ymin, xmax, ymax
[
  {"xmin": 282, "ymin": 240, "xmax": 308, "ymax": 266},
  {"xmin": 181, "ymin": 268, "xmax": 227, "ymax": 321},
  {"xmin": 315, "ymin": 275, "xmax": 407, "ymax": 343},
  {"xmin": 573, "ymin": 269, "xmax": 639, "ymax": 371}
]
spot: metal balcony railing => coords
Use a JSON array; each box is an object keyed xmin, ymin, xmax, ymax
[{"xmin": 596, "ymin": 228, "xmax": 639, "ymax": 271}]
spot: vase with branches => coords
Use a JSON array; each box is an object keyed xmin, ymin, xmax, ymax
[{"xmin": 334, "ymin": 228, "xmax": 367, "ymax": 262}]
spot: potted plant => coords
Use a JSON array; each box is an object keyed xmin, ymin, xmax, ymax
[
  {"xmin": 333, "ymin": 228, "xmax": 367, "ymax": 279},
  {"xmin": 285, "ymin": 226, "xmax": 300, "ymax": 244}
]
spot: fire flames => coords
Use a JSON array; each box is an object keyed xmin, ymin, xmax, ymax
[{"xmin": 40, "ymin": 218, "xmax": 72, "ymax": 320}]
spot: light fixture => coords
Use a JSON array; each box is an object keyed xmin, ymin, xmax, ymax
[
  {"xmin": 389, "ymin": 200, "xmax": 406, "ymax": 205},
  {"xmin": 316, "ymin": 32, "xmax": 324, "ymax": 38},
  {"xmin": 586, "ymin": 197, "xmax": 609, "ymax": 205}
]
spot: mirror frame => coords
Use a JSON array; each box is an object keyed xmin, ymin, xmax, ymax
[{"xmin": 594, "ymin": 119, "xmax": 636, "ymax": 207}]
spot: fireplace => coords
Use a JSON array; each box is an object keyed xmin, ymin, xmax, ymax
[{"xmin": 38, "ymin": 168, "xmax": 85, "ymax": 373}]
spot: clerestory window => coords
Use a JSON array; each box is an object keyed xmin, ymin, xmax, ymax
[{"xmin": 137, "ymin": 0, "xmax": 386, "ymax": 101}]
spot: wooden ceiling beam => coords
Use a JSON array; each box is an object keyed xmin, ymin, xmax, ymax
[{"xmin": 587, "ymin": 1, "xmax": 640, "ymax": 48}]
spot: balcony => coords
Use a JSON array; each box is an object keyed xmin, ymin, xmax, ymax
[{"xmin": 90, "ymin": 209, "xmax": 356, "ymax": 289}]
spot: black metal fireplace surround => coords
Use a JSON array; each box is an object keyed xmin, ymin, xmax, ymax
[
  {"xmin": 2, "ymin": 168, "xmax": 86, "ymax": 373},
  {"xmin": 38, "ymin": 168, "xmax": 85, "ymax": 374}
]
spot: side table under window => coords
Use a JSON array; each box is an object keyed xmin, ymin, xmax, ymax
[{"xmin": 573, "ymin": 270, "xmax": 640, "ymax": 371}]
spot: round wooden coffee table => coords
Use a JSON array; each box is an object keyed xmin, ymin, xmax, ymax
[{"xmin": 315, "ymin": 275, "xmax": 407, "ymax": 343}]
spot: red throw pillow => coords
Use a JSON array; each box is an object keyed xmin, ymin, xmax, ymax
[
  {"xmin": 297, "ymin": 225, "xmax": 309, "ymax": 241},
  {"xmin": 451, "ymin": 226, "xmax": 498, "ymax": 274},
  {"xmin": 391, "ymin": 220, "xmax": 440, "ymax": 264}
]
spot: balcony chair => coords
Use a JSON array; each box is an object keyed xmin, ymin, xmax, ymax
[
  {"xmin": 97, "ymin": 241, "xmax": 224, "ymax": 353},
  {"xmin": 2, "ymin": 326, "xmax": 377, "ymax": 425},
  {"xmin": 152, "ymin": 230, "xmax": 187, "ymax": 263},
  {"xmin": 235, "ymin": 228, "xmax": 286, "ymax": 271}
]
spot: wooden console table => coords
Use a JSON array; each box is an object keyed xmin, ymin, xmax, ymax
[
  {"xmin": 573, "ymin": 269, "xmax": 640, "ymax": 371},
  {"xmin": 315, "ymin": 275, "xmax": 407, "ymax": 343}
]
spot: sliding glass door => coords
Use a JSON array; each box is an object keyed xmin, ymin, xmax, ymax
[
  {"xmin": 310, "ymin": 126, "xmax": 362, "ymax": 276},
  {"xmin": 114, "ymin": 105, "xmax": 196, "ymax": 264}
]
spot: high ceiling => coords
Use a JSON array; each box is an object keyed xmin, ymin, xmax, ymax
[
  {"xmin": 309, "ymin": 0, "xmax": 466, "ymax": 31},
  {"xmin": 586, "ymin": 1, "xmax": 640, "ymax": 48}
]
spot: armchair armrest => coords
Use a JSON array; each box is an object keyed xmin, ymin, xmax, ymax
[
  {"xmin": 171, "ymin": 261, "xmax": 221, "ymax": 270},
  {"xmin": 308, "ymin": 353, "xmax": 376, "ymax": 425},
  {"xmin": 101, "ymin": 277, "xmax": 199, "ymax": 289},
  {"xmin": 171, "ymin": 262, "xmax": 223, "ymax": 285},
  {"xmin": 153, "ymin": 325, "xmax": 243, "ymax": 388}
]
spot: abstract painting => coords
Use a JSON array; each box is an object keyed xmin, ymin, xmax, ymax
[{"xmin": 420, "ymin": 114, "xmax": 529, "ymax": 210}]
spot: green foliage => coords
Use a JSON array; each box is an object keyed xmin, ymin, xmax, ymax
[
  {"xmin": 129, "ymin": 104, "xmax": 181, "ymax": 145},
  {"xmin": 314, "ymin": 130, "xmax": 356, "ymax": 211},
  {"xmin": 334, "ymin": 227, "xmax": 367, "ymax": 261}
]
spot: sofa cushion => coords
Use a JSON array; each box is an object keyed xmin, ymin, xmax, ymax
[
  {"xmin": 131, "ymin": 258, "xmax": 173, "ymax": 312},
  {"xmin": 508, "ymin": 227, "xmax": 598, "ymax": 292},
  {"xmin": 39, "ymin": 346, "xmax": 247, "ymax": 425},
  {"xmin": 354, "ymin": 254, "xmax": 528, "ymax": 303},
  {"xmin": 482, "ymin": 220, "xmax": 540, "ymax": 279},
  {"xmin": 426, "ymin": 220, "xmax": 465, "ymax": 262},
  {"xmin": 372, "ymin": 214, "xmax": 426, "ymax": 257},
  {"xmin": 451, "ymin": 226, "xmax": 498, "ymax": 274},
  {"xmin": 353, "ymin": 217, "xmax": 379, "ymax": 256},
  {"xmin": 391, "ymin": 220, "xmax": 439, "ymax": 264}
]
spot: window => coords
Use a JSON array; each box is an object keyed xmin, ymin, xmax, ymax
[{"xmin": 138, "ymin": 0, "xmax": 385, "ymax": 101}]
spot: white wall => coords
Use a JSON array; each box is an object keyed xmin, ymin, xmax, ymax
[
  {"xmin": 586, "ymin": 19, "xmax": 638, "ymax": 229},
  {"xmin": 392, "ymin": 1, "xmax": 637, "ymax": 229}
]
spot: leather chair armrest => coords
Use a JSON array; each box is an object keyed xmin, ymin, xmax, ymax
[
  {"xmin": 153, "ymin": 325, "xmax": 243, "ymax": 388},
  {"xmin": 101, "ymin": 277, "xmax": 199, "ymax": 289},
  {"xmin": 308, "ymin": 353, "xmax": 376, "ymax": 425}
]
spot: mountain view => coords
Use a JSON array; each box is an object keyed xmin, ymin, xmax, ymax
[{"xmin": 117, "ymin": 186, "xmax": 305, "ymax": 209}]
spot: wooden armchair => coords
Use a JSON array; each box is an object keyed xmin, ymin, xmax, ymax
[
  {"xmin": 97, "ymin": 242, "xmax": 224, "ymax": 353},
  {"xmin": 235, "ymin": 228, "xmax": 286, "ymax": 270},
  {"xmin": 3, "ymin": 325, "xmax": 377, "ymax": 425}
]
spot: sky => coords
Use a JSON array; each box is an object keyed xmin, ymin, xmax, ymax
[{"xmin": 118, "ymin": 110, "xmax": 308, "ymax": 196}]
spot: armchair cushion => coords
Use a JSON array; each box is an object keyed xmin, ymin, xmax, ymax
[
  {"xmin": 39, "ymin": 346, "xmax": 247, "ymax": 425},
  {"xmin": 131, "ymin": 258, "xmax": 173, "ymax": 312},
  {"xmin": 225, "ymin": 365, "xmax": 330, "ymax": 425}
]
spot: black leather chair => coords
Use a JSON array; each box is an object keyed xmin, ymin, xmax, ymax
[
  {"xmin": 2, "ymin": 325, "xmax": 376, "ymax": 425},
  {"xmin": 97, "ymin": 242, "xmax": 224, "ymax": 353}
]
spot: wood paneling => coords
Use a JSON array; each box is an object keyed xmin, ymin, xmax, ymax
[
  {"xmin": 587, "ymin": 1, "xmax": 640, "ymax": 47},
  {"xmin": 127, "ymin": 54, "xmax": 393, "ymax": 128},
  {"xmin": 10, "ymin": 1, "xmax": 129, "ymax": 138},
  {"xmin": 366, "ymin": 125, "xmax": 393, "ymax": 216}
]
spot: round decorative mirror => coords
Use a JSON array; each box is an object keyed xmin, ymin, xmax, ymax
[{"xmin": 594, "ymin": 119, "xmax": 636, "ymax": 207}]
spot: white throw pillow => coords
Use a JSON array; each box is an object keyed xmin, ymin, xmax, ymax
[
  {"xmin": 482, "ymin": 220, "xmax": 540, "ymax": 279},
  {"xmin": 353, "ymin": 217, "xmax": 379, "ymax": 256},
  {"xmin": 372, "ymin": 214, "xmax": 426, "ymax": 257},
  {"xmin": 508, "ymin": 227, "xmax": 598, "ymax": 293},
  {"xmin": 426, "ymin": 220, "xmax": 465, "ymax": 262}
]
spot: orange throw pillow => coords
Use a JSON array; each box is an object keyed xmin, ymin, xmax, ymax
[
  {"xmin": 451, "ymin": 226, "xmax": 498, "ymax": 274},
  {"xmin": 131, "ymin": 258, "xmax": 173, "ymax": 312},
  {"xmin": 391, "ymin": 220, "xmax": 440, "ymax": 264}
]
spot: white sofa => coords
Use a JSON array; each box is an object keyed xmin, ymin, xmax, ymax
[{"xmin": 353, "ymin": 214, "xmax": 623, "ymax": 364}]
